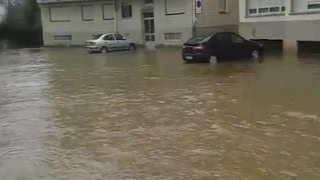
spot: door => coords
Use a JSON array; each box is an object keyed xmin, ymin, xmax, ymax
[
  {"xmin": 114, "ymin": 34, "xmax": 129, "ymax": 50},
  {"xmin": 229, "ymin": 33, "xmax": 248, "ymax": 58},
  {"xmin": 103, "ymin": 34, "xmax": 117, "ymax": 50},
  {"xmin": 143, "ymin": 12, "xmax": 155, "ymax": 49}
]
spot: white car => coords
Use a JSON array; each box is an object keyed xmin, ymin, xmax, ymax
[{"xmin": 85, "ymin": 33, "xmax": 136, "ymax": 53}]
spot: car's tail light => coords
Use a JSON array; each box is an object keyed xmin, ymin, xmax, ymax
[{"xmin": 194, "ymin": 46, "xmax": 205, "ymax": 53}]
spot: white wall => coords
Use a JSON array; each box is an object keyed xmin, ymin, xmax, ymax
[
  {"xmin": 154, "ymin": 0, "xmax": 193, "ymax": 45},
  {"xmin": 115, "ymin": 0, "xmax": 143, "ymax": 45}
]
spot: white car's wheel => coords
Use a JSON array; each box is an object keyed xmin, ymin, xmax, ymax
[
  {"xmin": 129, "ymin": 44, "xmax": 136, "ymax": 51},
  {"xmin": 101, "ymin": 47, "xmax": 108, "ymax": 54}
]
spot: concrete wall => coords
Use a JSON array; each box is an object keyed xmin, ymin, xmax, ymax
[
  {"xmin": 195, "ymin": 0, "xmax": 239, "ymax": 35},
  {"xmin": 239, "ymin": 0, "xmax": 320, "ymax": 53}
]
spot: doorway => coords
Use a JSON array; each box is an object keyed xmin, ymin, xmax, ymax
[{"xmin": 143, "ymin": 11, "xmax": 155, "ymax": 50}]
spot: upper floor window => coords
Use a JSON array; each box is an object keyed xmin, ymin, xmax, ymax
[
  {"xmin": 121, "ymin": 4, "xmax": 132, "ymax": 18},
  {"xmin": 219, "ymin": 0, "xmax": 228, "ymax": 13},
  {"xmin": 145, "ymin": 0, "xmax": 153, "ymax": 4},
  {"xmin": 247, "ymin": 0, "xmax": 285, "ymax": 16},
  {"xmin": 308, "ymin": 2, "xmax": 320, "ymax": 10}
]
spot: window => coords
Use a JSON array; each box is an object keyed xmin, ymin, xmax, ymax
[
  {"xmin": 249, "ymin": 8, "xmax": 257, "ymax": 14},
  {"xmin": 54, "ymin": 35, "xmax": 72, "ymax": 41},
  {"xmin": 269, "ymin": 7, "xmax": 280, "ymax": 13},
  {"xmin": 219, "ymin": 0, "xmax": 227, "ymax": 13},
  {"xmin": 230, "ymin": 34, "xmax": 244, "ymax": 44},
  {"xmin": 308, "ymin": 2, "xmax": 320, "ymax": 10},
  {"xmin": 145, "ymin": 35, "xmax": 155, "ymax": 42},
  {"xmin": 121, "ymin": 4, "xmax": 132, "ymax": 18},
  {"xmin": 49, "ymin": 6, "xmax": 71, "ymax": 22},
  {"xmin": 114, "ymin": 34, "xmax": 124, "ymax": 40},
  {"xmin": 81, "ymin": 5, "xmax": 94, "ymax": 21},
  {"xmin": 164, "ymin": 33, "xmax": 182, "ymax": 40},
  {"xmin": 258, "ymin": 7, "xmax": 269, "ymax": 13},
  {"xmin": 103, "ymin": 34, "xmax": 115, "ymax": 41},
  {"xmin": 165, "ymin": 0, "xmax": 185, "ymax": 15},
  {"xmin": 281, "ymin": 6, "xmax": 286, "ymax": 12},
  {"xmin": 145, "ymin": 0, "xmax": 153, "ymax": 4},
  {"xmin": 102, "ymin": 3, "xmax": 114, "ymax": 20}
]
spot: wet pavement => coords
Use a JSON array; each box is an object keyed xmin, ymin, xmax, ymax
[{"xmin": 0, "ymin": 47, "xmax": 320, "ymax": 180}]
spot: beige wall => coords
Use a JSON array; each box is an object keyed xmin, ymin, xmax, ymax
[
  {"xmin": 195, "ymin": 0, "xmax": 239, "ymax": 35},
  {"xmin": 40, "ymin": 1, "xmax": 116, "ymax": 46}
]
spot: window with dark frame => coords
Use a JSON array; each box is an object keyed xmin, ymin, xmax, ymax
[
  {"xmin": 308, "ymin": 2, "xmax": 320, "ymax": 10},
  {"xmin": 49, "ymin": 6, "xmax": 71, "ymax": 22},
  {"xmin": 269, "ymin": 6, "xmax": 280, "ymax": 13},
  {"xmin": 145, "ymin": 0, "xmax": 153, "ymax": 4},
  {"xmin": 81, "ymin": 5, "xmax": 94, "ymax": 21},
  {"xmin": 258, "ymin": 7, "xmax": 269, "ymax": 13},
  {"xmin": 54, "ymin": 35, "xmax": 72, "ymax": 41},
  {"xmin": 219, "ymin": 0, "xmax": 228, "ymax": 13},
  {"xmin": 165, "ymin": 0, "xmax": 185, "ymax": 16},
  {"xmin": 121, "ymin": 4, "xmax": 132, "ymax": 18},
  {"xmin": 249, "ymin": 8, "xmax": 257, "ymax": 14},
  {"xmin": 102, "ymin": 4, "xmax": 115, "ymax": 20}
]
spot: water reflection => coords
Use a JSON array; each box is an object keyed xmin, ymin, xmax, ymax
[{"xmin": 0, "ymin": 48, "xmax": 320, "ymax": 179}]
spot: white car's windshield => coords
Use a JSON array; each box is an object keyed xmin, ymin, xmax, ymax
[{"xmin": 92, "ymin": 34, "xmax": 103, "ymax": 40}]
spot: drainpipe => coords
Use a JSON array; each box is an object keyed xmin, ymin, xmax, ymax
[{"xmin": 113, "ymin": 0, "xmax": 118, "ymax": 33}]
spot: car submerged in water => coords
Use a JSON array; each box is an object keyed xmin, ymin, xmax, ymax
[
  {"xmin": 85, "ymin": 33, "xmax": 136, "ymax": 53},
  {"xmin": 182, "ymin": 32, "xmax": 263, "ymax": 63}
]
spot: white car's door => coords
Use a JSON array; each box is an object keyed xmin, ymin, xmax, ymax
[
  {"xmin": 114, "ymin": 34, "xmax": 130, "ymax": 50},
  {"xmin": 102, "ymin": 34, "xmax": 117, "ymax": 51}
]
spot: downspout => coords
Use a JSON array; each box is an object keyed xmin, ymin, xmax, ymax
[
  {"xmin": 192, "ymin": 0, "xmax": 196, "ymax": 36},
  {"xmin": 114, "ymin": 0, "xmax": 118, "ymax": 33}
]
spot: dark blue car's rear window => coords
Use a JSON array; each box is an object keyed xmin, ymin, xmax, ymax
[{"xmin": 187, "ymin": 36, "xmax": 208, "ymax": 44}]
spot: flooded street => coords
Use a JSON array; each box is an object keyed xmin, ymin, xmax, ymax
[{"xmin": 0, "ymin": 47, "xmax": 320, "ymax": 180}]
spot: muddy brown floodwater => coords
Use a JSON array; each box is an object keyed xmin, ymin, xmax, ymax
[{"xmin": 0, "ymin": 47, "xmax": 320, "ymax": 180}]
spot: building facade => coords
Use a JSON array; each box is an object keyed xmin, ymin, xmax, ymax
[
  {"xmin": 37, "ymin": 0, "xmax": 195, "ymax": 46},
  {"xmin": 239, "ymin": 0, "xmax": 320, "ymax": 53},
  {"xmin": 195, "ymin": 0, "xmax": 239, "ymax": 35},
  {"xmin": 37, "ymin": 0, "xmax": 240, "ymax": 47}
]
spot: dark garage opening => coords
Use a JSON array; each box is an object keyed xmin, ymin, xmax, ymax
[
  {"xmin": 298, "ymin": 41, "xmax": 320, "ymax": 55},
  {"xmin": 250, "ymin": 39, "xmax": 283, "ymax": 54}
]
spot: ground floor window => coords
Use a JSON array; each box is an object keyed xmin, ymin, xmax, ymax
[
  {"xmin": 164, "ymin": 33, "xmax": 182, "ymax": 40},
  {"xmin": 54, "ymin": 35, "xmax": 72, "ymax": 41}
]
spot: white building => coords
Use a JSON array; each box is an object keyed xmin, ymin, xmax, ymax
[
  {"xmin": 239, "ymin": 0, "xmax": 320, "ymax": 53},
  {"xmin": 37, "ymin": 0, "xmax": 194, "ymax": 47}
]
